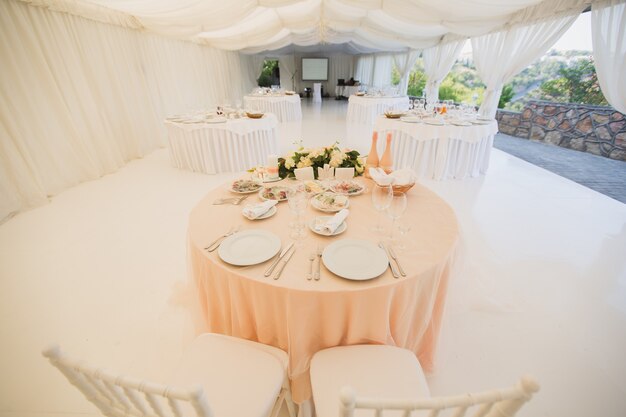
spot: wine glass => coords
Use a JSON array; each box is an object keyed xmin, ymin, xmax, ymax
[
  {"xmin": 386, "ymin": 192, "xmax": 407, "ymax": 242},
  {"xmin": 396, "ymin": 222, "xmax": 412, "ymax": 250},
  {"xmin": 287, "ymin": 184, "xmax": 308, "ymax": 243},
  {"xmin": 371, "ymin": 183, "xmax": 393, "ymax": 233}
]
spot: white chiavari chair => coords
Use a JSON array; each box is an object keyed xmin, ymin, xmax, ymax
[
  {"xmin": 43, "ymin": 333, "xmax": 296, "ymax": 417},
  {"xmin": 311, "ymin": 344, "xmax": 538, "ymax": 417}
]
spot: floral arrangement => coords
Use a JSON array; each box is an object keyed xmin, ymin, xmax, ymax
[{"xmin": 278, "ymin": 142, "xmax": 365, "ymax": 179}]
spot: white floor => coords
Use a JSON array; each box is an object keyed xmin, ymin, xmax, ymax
[{"xmin": 1, "ymin": 99, "xmax": 625, "ymax": 417}]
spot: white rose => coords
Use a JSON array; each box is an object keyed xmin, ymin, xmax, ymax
[{"xmin": 285, "ymin": 158, "xmax": 294, "ymax": 169}]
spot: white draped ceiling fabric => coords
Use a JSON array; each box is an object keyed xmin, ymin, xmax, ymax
[
  {"xmin": 1, "ymin": 0, "xmax": 599, "ymax": 222},
  {"xmin": 472, "ymin": 0, "xmax": 587, "ymax": 119},
  {"xmin": 592, "ymin": 0, "xmax": 626, "ymax": 115},
  {"xmin": 422, "ymin": 39, "xmax": 467, "ymax": 103}
]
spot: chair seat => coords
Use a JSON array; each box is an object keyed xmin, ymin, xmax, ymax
[
  {"xmin": 172, "ymin": 333, "xmax": 287, "ymax": 417},
  {"xmin": 311, "ymin": 345, "xmax": 430, "ymax": 417}
]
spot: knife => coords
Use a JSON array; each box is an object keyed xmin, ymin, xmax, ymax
[
  {"xmin": 264, "ymin": 242, "xmax": 294, "ymax": 277},
  {"xmin": 273, "ymin": 248, "xmax": 296, "ymax": 280},
  {"xmin": 388, "ymin": 246, "xmax": 407, "ymax": 277},
  {"xmin": 379, "ymin": 242, "xmax": 400, "ymax": 278}
]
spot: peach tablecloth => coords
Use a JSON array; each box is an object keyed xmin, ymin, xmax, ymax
[{"xmin": 187, "ymin": 179, "xmax": 458, "ymax": 404}]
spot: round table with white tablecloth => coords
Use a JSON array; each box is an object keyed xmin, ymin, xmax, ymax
[
  {"xmin": 374, "ymin": 116, "xmax": 499, "ymax": 180},
  {"xmin": 165, "ymin": 114, "xmax": 278, "ymax": 174},
  {"xmin": 346, "ymin": 95, "xmax": 410, "ymax": 125},
  {"xmin": 243, "ymin": 94, "xmax": 302, "ymax": 122}
]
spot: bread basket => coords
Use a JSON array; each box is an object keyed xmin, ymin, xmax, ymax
[{"xmin": 246, "ymin": 112, "xmax": 264, "ymax": 119}]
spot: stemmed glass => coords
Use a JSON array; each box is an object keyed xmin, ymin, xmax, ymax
[
  {"xmin": 386, "ymin": 192, "xmax": 407, "ymax": 242},
  {"xmin": 287, "ymin": 184, "xmax": 308, "ymax": 244},
  {"xmin": 371, "ymin": 183, "xmax": 393, "ymax": 233}
]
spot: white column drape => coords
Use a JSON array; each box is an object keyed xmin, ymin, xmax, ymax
[
  {"xmin": 592, "ymin": 0, "xmax": 626, "ymax": 114},
  {"xmin": 392, "ymin": 50, "xmax": 421, "ymax": 95},
  {"xmin": 0, "ymin": 0, "xmax": 252, "ymax": 222},
  {"xmin": 422, "ymin": 39, "xmax": 466, "ymax": 103},
  {"xmin": 472, "ymin": 4, "xmax": 584, "ymax": 118}
]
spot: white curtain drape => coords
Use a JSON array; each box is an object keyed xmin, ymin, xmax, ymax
[
  {"xmin": 278, "ymin": 55, "xmax": 297, "ymax": 91},
  {"xmin": 472, "ymin": 2, "xmax": 585, "ymax": 118},
  {"xmin": 355, "ymin": 54, "xmax": 393, "ymax": 88},
  {"xmin": 392, "ymin": 50, "xmax": 421, "ymax": 94},
  {"xmin": 0, "ymin": 0, "xmax": 251, "ymax": 222},
  {"xmin": 242, "ymin": 54, "xmax": 266, "ymax": 90},
  {"xmin": 592, "ymin": 0, "xmax": 626, "ymax": 114},
  {"xmin": 422, "ymin": 39, "xmax": 466, "ymax": 103}
]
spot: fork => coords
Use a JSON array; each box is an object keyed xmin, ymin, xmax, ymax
[
  {"xmin": 314, "ymin": 244, "xmax": 323, "ymax": 281},
  {"xmin": 232, "ymin": 195, "xmax": 250, "ymax": 205},
  {"xmin": 205, "ymin": 226, "xmax": 240, "ymax": 251}
]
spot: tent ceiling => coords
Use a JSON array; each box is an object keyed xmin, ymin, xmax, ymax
[{"xmin": 26, "ymin": 0, "xmax": 589, "ymax": 54}]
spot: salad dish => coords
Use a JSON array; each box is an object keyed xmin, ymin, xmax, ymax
[
  {"xmin": 311, "ymin": 192, "xmax": 350, "ymax": 212},
  {"xmin": 329, "ymin": 180, "xmax": 365, "ymax": 196},
  {"xmin": 230, "ymin": 179, "xmax": 262, "ymax": 194},
  {"xmin": 259, "ymin": 186, "xmax": 290, "ymax": 201}
]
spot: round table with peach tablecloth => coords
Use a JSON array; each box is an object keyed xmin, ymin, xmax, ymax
[{"xmin": 187, "ymin": 178, "xmax": 458, "ymax": 406}]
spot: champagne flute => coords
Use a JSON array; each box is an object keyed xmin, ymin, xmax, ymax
[
  {"xmin": 386, "ymin": 192, "xmax": 407, "ymax": 242},
  {"xmin": 371, "ymin": 183, "xmax": 393, "ymax": 233}
]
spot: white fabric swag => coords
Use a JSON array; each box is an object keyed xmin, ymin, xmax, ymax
[
  {"xmin": 422, "ymin": 39, "xmax": 467, "ymax": 103},
  {"xmin": 392, "ymin": 50, "xmax": 421, "ymax": 95},
  {"xmin": 472, "ymin": 0, "xmax": 586, "ymax": 119},
  {"xmin": 278, "ymin": 55, "xmax": 297, "ymax": 91},
  {"xmin": 592, "ymin": 0, "xmax": 626, "ymax": 115},
  {"xmin": 0, "ymin": 0, "xmax": 251, "ymax": 222}
]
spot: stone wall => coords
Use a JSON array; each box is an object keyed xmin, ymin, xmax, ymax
[{"xmin": 496, "ymin": 100, "xmax": 626, "ymax": 161}]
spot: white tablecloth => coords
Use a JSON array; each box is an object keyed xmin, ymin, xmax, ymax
[
  {"xmin": 335, "ymin": 85, "xmax": 361, "ymax": 97},
  {"xmin": 374, "ymin": 117, "xmax": 499, "ymax": 180},
  {"xmin": 347, "ymin": 95, "xmax": 410, "ymax": 125},
  {"xmin": 243, "ymin": 94, "xmax": 302, "ymax": 122},
  {"xmin": 165, "ymin": 115, "xmax": 278, "ymax": 174}
]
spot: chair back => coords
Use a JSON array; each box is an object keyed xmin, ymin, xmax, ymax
[
  {"xmin": 340, "ymin": 377, "xmax": 539, "ymax": 417},
  {"xmin": 42, "ymin": 345, "xmax": 213, "ymax": 417}
]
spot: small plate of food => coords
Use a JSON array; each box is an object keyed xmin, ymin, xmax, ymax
[
  {"xmin": 259, "ymin": 186, "xmax": 290, "ymax": 202},
  {"xmin": 230, "ymin": 179, "xmax": 263, "ymax": 194},
  {"xmin": 311, "ymin": 192, "xmax": 350, "ymax": 212},
  {"xmin": 329, "ymin": 180, "xmax": 365, "ymax": 196}
]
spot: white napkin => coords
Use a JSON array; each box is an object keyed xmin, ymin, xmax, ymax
[
  {"xmin": 242, "ymin": 200, "xmax": 277, "ymax": 219},
  {"xmin": 335, "ymin": 167, "xmax": 355, "ymax": 180},
  {"xmin": 389, "ymin": 168, "xmax": 416, "ymax": 185},
  {"xmin": 369, "ymin": 167, "xmax": 416, "ymax": 186},
  {"xmin": 294, "ymin": 167, "xmax": 315, "ymax": 180},
  {"xmin": 315, "ymin": 209, "xmax": 349, "ymax": 234},
  {"xmin": 369, "ymin": 167, "xmax": 394, "ymax": 185}
]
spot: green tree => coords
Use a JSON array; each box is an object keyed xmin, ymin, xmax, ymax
[
  {"xmin": 538, "ymin": 57, "xmax": 607, "ymax": 105},
  {"xmin": 257, "ymin": 59, "xmax": 279, "ymax": 87},
  {"xmin": 498, "ymin": 84, "xmax": 514, "ymax": 108}
]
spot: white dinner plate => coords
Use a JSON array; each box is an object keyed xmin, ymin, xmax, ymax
[
  {"xmin": 242, "ymin": 205, "xmax": 277, "ymax": 220},
  {"xmin": 400, "ymin": 116, "xmax": 421, "ymax": 123},
  {"xmin": 322, "ymin": 239, "xmax": 388, "ymax": 280},
  {"xmin": 218, "ymin": 229, "xmax": 281, "ymax": 266},
  {"xmin": 423, "ymin": 119, "xmax": 445, "ymax": 126},
  {"xmin": 451, "ymin": 121, "xmax": 472, "ymax": 126},
  {"xmin": 309, "ymin": 216, "xmax": 347, "ymax": 236}
]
